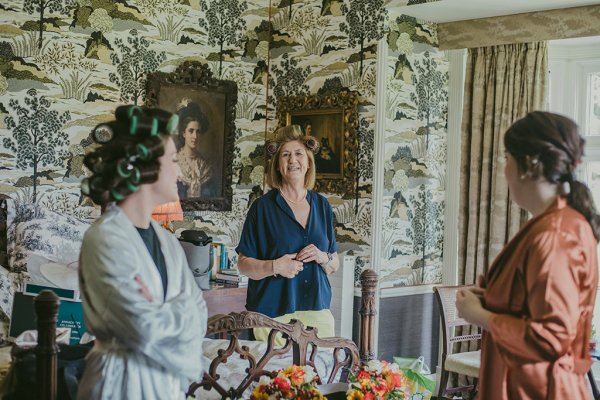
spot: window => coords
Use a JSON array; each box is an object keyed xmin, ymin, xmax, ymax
[{"xmin": 549, "ymin": 37, "xmax": 600, "ymax": 334}]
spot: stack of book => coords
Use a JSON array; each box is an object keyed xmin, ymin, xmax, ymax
[{"xmin": 214, "ymin": 268, "xmax": 249, "ymax": 287}]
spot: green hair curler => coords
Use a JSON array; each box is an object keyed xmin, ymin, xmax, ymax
[
  {"xmin": 110, "ymin": 189, "xmax": 125, "ymax": 201},
  {"xmin": 130, "ymin": 115, "xmax": 138, "ymax": 135},
  {"xmin": 126, "ymin": 180, "xmax": 139, "ymax": 193}
]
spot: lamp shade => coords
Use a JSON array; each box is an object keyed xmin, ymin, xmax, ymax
[{"xmin": 151, "ymin": 201, "xmax": 184, "ymax": 222}]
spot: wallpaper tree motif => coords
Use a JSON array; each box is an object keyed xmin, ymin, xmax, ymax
[
  {"xmin": 340, "ymin": 0, "xmax": 387, "ymax": 76},
  {"xmin": 270, "ymin": 53, "xmax": 311, "ymax": 104},
  {"xmin": 23, "ymin": 0, "xmax": 75, "ymax": 49},
  {"xmin": 3, "ymin": 89, "xmax": 71, "ymax": 203},
  {"xmin": 109, "ymin": 29, "xmax": 166, "ymax": 106},
  {"xmin": 410, "ymin": 51, "xmax": 448, "ymax": 149},
  {"xmin": 199, "ymin": 0, "xmax": 248, "ymax": 77},
  {"xmin": 406, "ymin": 184, "xmax": 444, "ymax": 284}
]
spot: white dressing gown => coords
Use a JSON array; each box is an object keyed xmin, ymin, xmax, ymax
[{"xmin": 76, "ymin": 205, "xmax": 207, "ymax": 400}]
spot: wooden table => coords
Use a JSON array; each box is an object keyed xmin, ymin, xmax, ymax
[{"xmin": 203, "ymin": 284, "xmax": 247, "ymax": 317}]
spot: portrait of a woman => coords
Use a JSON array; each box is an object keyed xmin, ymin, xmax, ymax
[{"xmin": 176, "ymin": 101, "xmax": 221, "ymax": 198}]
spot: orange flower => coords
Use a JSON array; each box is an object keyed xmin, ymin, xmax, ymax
[
  {"xmin": 364, "ymin": 393, "xmax": 375, "ymax": 400},
  {"xmin": 273, "ymin": 376, "xmax": 291, "ymax": 393},
  {"xmin": 357, "ymin": 370, "xmax": 371, "ymax": 381},
  {"xmin": 283, "ymin": 366, "xmax": 306, "ymax": 386}
]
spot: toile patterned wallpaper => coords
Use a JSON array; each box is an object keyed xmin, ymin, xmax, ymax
[{"xmin": 0, "ymin": 0, "xmax": 448, "ymax": 288}]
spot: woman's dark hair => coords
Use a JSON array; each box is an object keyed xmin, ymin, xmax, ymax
[
  {"xmin": 176, "ymin": 102, "xmax": 209, "ymax": 149},
  {"xmin": 81, "ymin": 105, "xmax": 178, "ymax": 206},
  {"xmin": 504, "ymin": 111, "xmax": 600, "ymax": 240}
]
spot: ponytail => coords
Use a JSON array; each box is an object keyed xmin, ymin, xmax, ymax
[{"xmin": 568, "ymin": 180, "xmax": 600, "ymax": 241}]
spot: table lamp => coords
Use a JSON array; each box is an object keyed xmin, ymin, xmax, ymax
[{"xmin": 151, "ymin": 201, "xmax": 183, "ymax": 232}]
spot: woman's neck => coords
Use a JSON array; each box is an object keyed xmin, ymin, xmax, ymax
[
  {"xmin": 118, "ymin": 192, "xmax": 155, "ymax": 229},
  {"xmin": 524, "ymin": 181, "xmax": 559, "ymax": 218},
  {"xmin": 279, "ymin": 184, "xmax": 307, "ymax": 201},
  {"xmin": 181, "ymin": 146, "xmax": 195, "ymax": 157}
]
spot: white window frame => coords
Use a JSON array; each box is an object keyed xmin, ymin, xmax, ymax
[{"xmin": 549, "ymin": 39, "xmax": 600, "ymax": 334}]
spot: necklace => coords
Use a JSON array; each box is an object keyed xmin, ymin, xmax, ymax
[{"xmin": 280, "ymin": 189, "xmax": 307, "ymax": 205}]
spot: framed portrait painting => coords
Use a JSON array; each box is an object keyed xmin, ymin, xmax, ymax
[
  {"xmin": 277, "ymin": 91, "xmax": 359, "ymax": 195},
  {"xmin": 146, "ymin": 61, "xmax": 237, "ymax": 211}
]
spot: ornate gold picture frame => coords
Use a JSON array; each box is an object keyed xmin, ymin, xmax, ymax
[{"xmin": 277, "ymin": 91, "xmax": 359, "ymax": 195}]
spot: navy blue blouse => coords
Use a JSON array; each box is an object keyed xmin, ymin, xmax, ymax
[{"xmin": 235, "ymin": 189, "xmax": 337, "ymax": 318}]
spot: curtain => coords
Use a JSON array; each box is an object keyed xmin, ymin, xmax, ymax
[{"xmin": 458, "ymin": 42, "xmax": 548, "ymax": 286}]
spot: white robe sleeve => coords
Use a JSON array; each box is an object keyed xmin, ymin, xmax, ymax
[{"xmin": 80, "ymin": 222, "xmax": 207, "ymax": 382}]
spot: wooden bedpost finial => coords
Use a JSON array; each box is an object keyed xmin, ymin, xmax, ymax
[{"xmin": 359, "ymin": 268, "xmax": 378, "ymax": 365}]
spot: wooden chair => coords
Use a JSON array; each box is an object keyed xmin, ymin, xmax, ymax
[
  {"xmin": 433, "ymin": 285, "xmax": 481, "ymax": 400},
  {"xmin": 33, "ymin": 269, "xmax": 380, "ymax": 400}
]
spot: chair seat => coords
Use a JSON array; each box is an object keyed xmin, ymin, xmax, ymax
[{"xmin": 445, "ymin": 350, "xmax": 481, "ymax": 378}]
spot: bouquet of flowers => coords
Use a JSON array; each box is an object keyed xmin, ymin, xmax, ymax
[
  {"xmin": 250, "ymin": 365, "xmax": 326, "ymax": 400},
  {"xmin": 346, "ymin": 360, "xmax": 411, "ymax": 400}
]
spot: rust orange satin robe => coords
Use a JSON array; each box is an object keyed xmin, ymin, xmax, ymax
[{"xmin": 480, "ymin": 198, "xmax": 598, "ymax": 399}]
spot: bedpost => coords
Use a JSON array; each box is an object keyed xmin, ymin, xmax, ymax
[
  {"xmin": 359, "ymin": 268, "xmax": 378, "ymax": 364},
  {"xmin": 35, "ymin": 290, "xmax": 60, "ymax": 400}
]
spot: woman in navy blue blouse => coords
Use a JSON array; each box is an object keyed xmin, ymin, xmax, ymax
[{"xmin": 236, "ymin": 125, "xmax": 339, "ymax": 339}]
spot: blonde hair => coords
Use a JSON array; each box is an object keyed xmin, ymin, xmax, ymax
[{"xmin": 266, "ymin": 125, "xmax": 317, "ymax": 190}]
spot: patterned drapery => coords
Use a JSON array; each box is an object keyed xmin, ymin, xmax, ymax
[{"xmin": 458, "ymin": 42, "xmax": 548, "ymax": 285}]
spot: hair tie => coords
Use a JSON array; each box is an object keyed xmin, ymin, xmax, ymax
[
  {"xmin": 110, "ymin": 189, "xmax": 125, "ymax": 201},
  {"xmin": 560, "ymin": 181, "xmax": 571, "ymax": 196}
]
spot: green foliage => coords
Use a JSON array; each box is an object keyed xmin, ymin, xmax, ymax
[
  {"xmin": 224, "ymin": 69, "xmax": 262, "ymax": 119},
  {"xmin": 406, "ymin": 184, "xmax": 444, "ymax": 281},
  {"xmin": 199, "ymin": 0, "xmax": 248, "ymax": 77},
  {"xmin": 109, "ymin": 29, "xmax": 166, "ymax": 105},
  {"xmin": 287, "ymin": 7, "xmax": 329, "ymax": 55},
  {"xmin": 23, "ymin": 0, "xmax": 76, "ymax": 49},
  {"xmin": 34, "ymin": 42, "xmax": 95, "ymax": 101},
  {"xmin": 410, "ymin": 51, "xmax": 448, "ymax": 149},
  {"xmin": 10, "ymin": 31, "xmax": 48, "ymax": 58},
  {"xmin": 88, "ymin": 8, "xmax": 113, "ymax": 40},
  {"xmin": 135, "ymin": 0, "xmax": 186, "ymax": 42},
  {"xmin": 339, "ymin": 0, "xmax": 386, "ymax": 75},
  {"xmin": 3, "ymin": 88, "xmax": 71, "ymax": 202},
  {"xmin": 270, "ymin": 53, "xmax": 311, "ymax": 103}
]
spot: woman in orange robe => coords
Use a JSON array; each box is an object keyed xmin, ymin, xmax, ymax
[{"xmin": 456, "ymin": 111, "xmax": 600, "ymax": 399}]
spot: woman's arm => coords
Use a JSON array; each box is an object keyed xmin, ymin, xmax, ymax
[
  {"xmin": 238, "ymin": 252, "xmax": 304, "ymax": 279},
  {"xmin": 459, "ymin": 232, "xmax": 588, "ymax": 364}
]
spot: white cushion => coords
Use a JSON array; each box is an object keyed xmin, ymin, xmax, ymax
[{"xmin": 445, "ymin": 350, "xmax": 480, "ymax": 377}]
